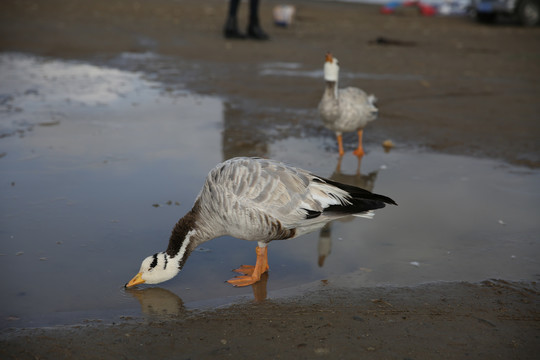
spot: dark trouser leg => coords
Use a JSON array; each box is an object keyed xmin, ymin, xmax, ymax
[
  {"xmin": 224, "ymin": 0, "xmax": 246, "ymax": 39},
  {"xmin": 247, "ymin": 0, "xmax": 269, "ymax": 40}
]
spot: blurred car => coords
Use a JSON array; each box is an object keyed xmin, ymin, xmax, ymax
[{"xmin": 469, "ymin": 0, "xmax": 540, "ymax": 25}]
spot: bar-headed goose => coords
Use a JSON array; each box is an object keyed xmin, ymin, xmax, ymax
[
  {"xmin": 126, "ymin": 157, "xmax": 396, "ymax": 288},
  {"xmin": 319, "ymin": 52, "xmax": 378, "ymax": 157}
]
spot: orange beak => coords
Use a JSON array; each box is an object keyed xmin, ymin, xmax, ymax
[
  {"xmin": 325, "ymin": 52, "xmax": 333, "ymax": 63},
  {"xmin": 125, "ymin": 272, "xmax": 145, "ymax": 288}
]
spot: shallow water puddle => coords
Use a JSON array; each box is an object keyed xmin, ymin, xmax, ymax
[
  {"xmin": 269, "ymin": 139, "xmax": 540, "ymax": 288},
  {"xmin": 0, "ymin": 53, "xmax": 227, "ymax": 327},
  {"xmin": 259, "ymin": 61, "xmax": 424, "ymax": 81},
  {"xmin": 1, "ymin": 54, "xmax": 539, "ymax": 328}
]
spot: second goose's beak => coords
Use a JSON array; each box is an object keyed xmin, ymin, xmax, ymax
[
  {"xmin": 325, "ymin": 52, "xmax": 333, "ymax": 63},
  {"xmin": 125, "ymin": 272, "xmax": 145, "ymax": 288}
]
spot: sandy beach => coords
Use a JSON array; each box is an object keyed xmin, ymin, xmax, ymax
[{"xmin": 0, "ymin": 0, "xmax": 539, "ymax": 358}]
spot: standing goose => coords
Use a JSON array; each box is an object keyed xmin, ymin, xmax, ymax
[
  {"xmin": 319, "ymin": 52, "xmax": 378, "ymax": 157},
  {"xmin": 126, "ymin": 157, "xmax": 396, "ymax": 288}
]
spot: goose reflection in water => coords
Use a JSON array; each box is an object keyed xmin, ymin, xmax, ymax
[
  {"xmin": 126, "ymin": 275, "xmax": 269, "ymax": 316},
  {"xmin": 318, "ymin": 155, "xmax": 380, "ymax": 267},
  {"xmin": 125, "ymin": 287, "xmax": 186, "ymax": 318}
]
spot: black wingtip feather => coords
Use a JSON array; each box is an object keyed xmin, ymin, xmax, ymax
[
  {"xmin": 303, "ymin": 208, "xmax": 322, "ymax": 219},
  {"xmin": 319, "ymin": 177, "xmax": 397, "ymax": 215}
]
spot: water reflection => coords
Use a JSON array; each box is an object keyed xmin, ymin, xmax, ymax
[
  {"xmin": 126, "ymin": 275, "xmax": 268, "ymax": 317},
  {"xmin": 329, "ymin": 155, "xmax": 379, "ymax": 192},
  {"xmin": 126, "ymin": 287, "xmax": 186, "ymax": 318},
  {"xmin": 250, "ymin": 272, "xmax": 269, "ymax": 302},
  {"xmin": 318, "ymin": 223, "xmax": 332, "ymax": 267},
  {"xmin": 317, "ymin": 155, "xmax": 380, "ymax": 267},
  {"xmin": 222, "ymin": 102, "xmax": 269, "ymax": 159}
]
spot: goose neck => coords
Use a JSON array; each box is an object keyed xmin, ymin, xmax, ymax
[
  {"xmin": 325, "ymin": 81, "xmax": 338, "ymax": 100},
  {"xmin": 165, "ymin": 205, "xmax": 206, "ymax": 269}
]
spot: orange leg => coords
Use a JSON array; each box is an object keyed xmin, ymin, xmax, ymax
[
  {"xmin": 336, "ymin": 134, "xmax": 345, "ymax": 156},
  {"xmin": 227, "ymin": 246, "xmax": 269, "ymax": 287},
  {"xmin": 335, "ymin": 154, "xmax": 343, "ymax": 173},
  {"xmin": 352, "ymin": 129, "xmax": 365, "ymax": 157}
]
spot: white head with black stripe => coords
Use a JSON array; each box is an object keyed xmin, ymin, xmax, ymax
[{"xmin": 125, "ymin": 252, "xmax": 181, "ymax": 287}]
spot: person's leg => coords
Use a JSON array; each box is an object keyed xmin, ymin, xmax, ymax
[
  {"xmin": 224, "ymin": 0, "xmax": 246, "ymax": 39},
  {"xmin": 247, "ymin": 0, "xmax": 269, "ymax": 40}
]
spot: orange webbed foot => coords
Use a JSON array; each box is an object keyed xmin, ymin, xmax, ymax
[
  {"xmin": 353, "ymin": 148, "xmax": 365, "ymax": 157},
  {"xmin": 353, "ymin": 130, "xmax": 365, "ymax": 157},
  {"xmin": 227, "ymin": 275, "xmax": 260, "ymax": 287},
  {"xmin": 233, "ymin": 265, "xmax": 256, "ymax": 275},
  {"xmin": 227, "ymin": 246, "xmax": 269, "ymax": 287}
]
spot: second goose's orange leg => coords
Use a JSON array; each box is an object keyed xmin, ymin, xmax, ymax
[
  {"xmin": 352, "ymin": 129, "xmax": 365, "ymax": 157},
  {"xmin": 336, "ymin": 133, "xmax": 345, "ymax": 156},
  {"xmin": 227, "ymin": 246, "xmax": 269, "ymax": 287}
]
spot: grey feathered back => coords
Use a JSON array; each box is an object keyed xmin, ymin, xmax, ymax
[{"xmin": 193, "ymin": 158, "xmax": 394, "ymax": 243}]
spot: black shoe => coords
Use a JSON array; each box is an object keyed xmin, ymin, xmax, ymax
[
  {"xmin": 247, "ymin": 24, "xmax": 269, "ymax": 40},
  {"xmin": 224, "ymin": 17, "xmax": 246, "ymax": 39},
  {"xmin": 224, "ymin": 28, "xmax": 246, "ymax": 39}
]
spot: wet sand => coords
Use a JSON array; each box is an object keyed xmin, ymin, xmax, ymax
[
  {"xmin": 1, "ymin": 281, "xmax": 538, "ymax": 359},
  {"xmin": 1, "ymin": 0, "xmax": 539, "ymax": 358}
]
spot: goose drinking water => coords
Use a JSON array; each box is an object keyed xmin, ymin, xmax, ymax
[
  {"xmin": 126, "ymin": 157, "xmax": 396, "ymax": 288},
  {"xmin": 319, "ymin": 53, "xmax": 378, "ymax": 157}
]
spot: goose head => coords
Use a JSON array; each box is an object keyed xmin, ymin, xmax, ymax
[
  {"xmin": 125, "ymin": 252, "xmax": 180, "ymax": 287},
  {"xmin": 323, "ymin": 52, "xmax": 339, "ymax": 82}
]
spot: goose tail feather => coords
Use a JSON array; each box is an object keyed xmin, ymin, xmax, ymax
[
  {"xmin": 320, "ymin": 177, "xmax": 397, "ymax": 217},
  {"xmin": 352, "ymin": 211, "xmax": 375, "ymax": 219}
]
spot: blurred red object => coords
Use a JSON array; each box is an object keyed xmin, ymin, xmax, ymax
[{"xmin": 380, "ymin": 1, "xmax": 437, "ymax": 16}]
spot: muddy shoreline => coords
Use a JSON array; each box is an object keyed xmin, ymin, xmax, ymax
[
  {"xmin": 1, "ymin": 0, "xmax": 539, "ymax": 358},
  {"xmin": 2, "ymin": 281, "xmax": 539, "ymax": 359}
]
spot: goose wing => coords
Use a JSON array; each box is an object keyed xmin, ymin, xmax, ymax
[
  {"xmin": 337, "ymin": 87, "xmax": 378, "ymax": 128},
  {"xmin": 198, "ymin": 158, "xmax": 395, "ymax": 240}
]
